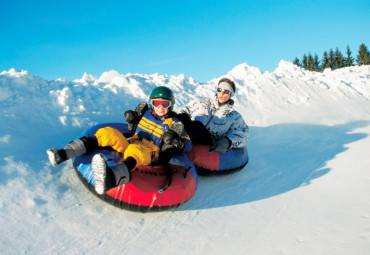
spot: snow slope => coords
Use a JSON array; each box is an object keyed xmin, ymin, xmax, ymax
[{"xmin": 1, "ymin": 61, "xmax": 370, "ymax": 254}]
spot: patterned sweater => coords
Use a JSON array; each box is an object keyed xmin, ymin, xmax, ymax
[{"xmin": 181, "ymin": 96, "xmax": 249, "ymax": 148}]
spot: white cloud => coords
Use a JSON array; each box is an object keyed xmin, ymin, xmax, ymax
[{"xmin": 0, "ymin": 135, "xmax": 10, "ymax": 143}]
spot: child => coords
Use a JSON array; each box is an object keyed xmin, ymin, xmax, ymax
[{"xmin": 47, "ymin": 86, "xmax": 192, "ymax": 195}]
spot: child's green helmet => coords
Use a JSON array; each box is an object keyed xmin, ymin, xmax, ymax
[{"xmin": 149, "ymin": 86, "xmax": 175, "ymax": 111}]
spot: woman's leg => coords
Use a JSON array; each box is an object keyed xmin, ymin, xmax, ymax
[{"xmin": 176, "ymin": 113, "xmax": 213, "ymax": 145}]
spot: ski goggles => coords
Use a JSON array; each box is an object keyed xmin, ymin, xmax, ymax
[
  {"xmin": 150, "ymin": 99, "xmax": 172, "ymax": 109},
  {"xmin": 217, "ymin": 87, "xmax": 232, "ymax": 94}
]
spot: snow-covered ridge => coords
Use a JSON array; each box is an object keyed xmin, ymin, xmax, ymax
[
  {"xmin": 1, "ymin": 60, "xmax": 370, "ymax": 130},
  {"xmin": 0, "ymin": 68, "xmax": 201, "ymax": 129},
  {"xmin": 223, "ymin": 60, "xmax": 370, "ymax": 125}
]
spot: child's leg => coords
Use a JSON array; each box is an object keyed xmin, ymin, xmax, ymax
[
  {"xmin": 92, "ymin": 137, "xmax": 159, "ymax": 194},
  {"xmin": 94, "ymin": 127, "xmax": 129, "ymax": 153},
  {"xmin": 123, "ymin": 139, "xmax": 160, "ymax": 166},
  {"xmin": 47, "ymin": 136, "xmax": 98, "ymax": 166},
  {"xmin": 92, "ymin": 153, "xmax": 132, "ymax": 195}
]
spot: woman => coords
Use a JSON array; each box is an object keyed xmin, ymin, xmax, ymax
[{"xmin": 179, "ymin": 78, "xmax": 249, "ymax": 153}]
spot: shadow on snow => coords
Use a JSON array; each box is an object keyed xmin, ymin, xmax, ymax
[{"xmin": 181, "ymin": 120, "xmax": 369, "ymax": 211}]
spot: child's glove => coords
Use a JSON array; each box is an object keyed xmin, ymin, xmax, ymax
[
  {"xmin": 162, "ymin": 130, "xmax": 183, "ymax": 148},
  {"xmin": 161, "ymin": 130, "xmax": 183, "ymax": 155},
  {"xmin": 124, "ymin": 102, "xmax": 148, "ymax": 131},
  {"xmin": 124, "ymin": 110, "xmax": 139, "ymax": 131},
  {"xmin": 124, "ymin": 110, "xmax": 139, "ymax": 123}
]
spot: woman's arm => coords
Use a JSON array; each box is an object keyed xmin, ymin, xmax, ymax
[{"xmin": 225, "ymin": 113, "xmax": 249, "ymax": 148}]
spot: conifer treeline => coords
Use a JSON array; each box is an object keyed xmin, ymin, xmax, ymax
[{"xmin": 293, "ymin": 43, "xmax": 370, "ymax": 72}]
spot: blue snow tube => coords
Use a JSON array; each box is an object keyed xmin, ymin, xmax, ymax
[{"xmin": 187, "ymin": 144, "xmax": 249, "ymax": 175}]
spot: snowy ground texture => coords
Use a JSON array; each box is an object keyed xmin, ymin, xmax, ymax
[{"xmin": 1, "ymin": 60, "xmax": 370, "ymax": 254}]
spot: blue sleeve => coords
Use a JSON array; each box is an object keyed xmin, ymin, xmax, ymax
[{"xmin": 181, "ymin": 129, "xmax": 192, "ymax": 153}]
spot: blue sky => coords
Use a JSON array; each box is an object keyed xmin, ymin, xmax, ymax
[{"xmin": 1, "ymin": 0, "xmax": 369, "ymax": 82}]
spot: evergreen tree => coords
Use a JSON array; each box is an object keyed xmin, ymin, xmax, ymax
[
  {"xmin": 321, "ymin": 51, "xmax": 330, "ymax": 70},
  {"xmin": 307, "ymin": 53, "xmax": 314, "ymax": 71},
  {"xmin": 356, "ymin": 43, "xmax": 370, "ymax": 65},
  {"xmin": 328, "ymin": 49, "xmax": 335, "ymax": 69},
  {"xmin": 334, "ymin": 47, "xmax": 344, "ymax": 69},
  {"xmin": 313, "ymin": 54, "xmax": 321, "ymax": 71},
  {"xmin": 302, "ymin": 54, "xmax": 308, "ymax": 69},
  {"xmin": 295, "ymin": 43, "xmax": 368, "ymax": 72},
  {"xmin": 344, "ymin": 45, "xmax": 354, "ymax": 67},
  {"xmin": 293, "ymin": 57, "xmax": 301, "ymax": 67}
]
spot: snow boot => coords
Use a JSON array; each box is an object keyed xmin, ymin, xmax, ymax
[
  {"xmin": 46, "ymin": 148, "xmax": 67, "ymax": 167},
  {"xmin": 46, "ymin": 137, "xmax": 98, "ymax": 167},
  {"xmin": 92, "ymin": 154, "xmax": 131, "ymax": 195}
]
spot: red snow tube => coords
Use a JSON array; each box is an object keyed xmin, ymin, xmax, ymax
[
  {"xmin": 187, "ymin": 144, "xmax": 249, "ymax": 175},
  {"xmin": 72, "ymin": 123, "xmax": 198, "ymax": 212}
]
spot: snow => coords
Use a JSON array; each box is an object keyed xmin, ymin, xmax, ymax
[{"xmin": 1, "ymin": 60, "xmax": 370, "ymax": 254}]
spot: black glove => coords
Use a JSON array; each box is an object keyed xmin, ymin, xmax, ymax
[
  {"xmin": 124, "ymin": 102, "xmax": 149, "ymax": 131},
  {"xmin": 124, "ymin": 110, "xmax": 139, "ymax": 131},
  {"xmin": 124, "ymin": 110, "xmax": 139, "ymax": 123},
  {"xmin": 210, "ymin": 137, "xmax": 231, "ymax": 153},
  {"xmin": 161, "ymin": 130, "xmax": 183, "ymax": 154}
]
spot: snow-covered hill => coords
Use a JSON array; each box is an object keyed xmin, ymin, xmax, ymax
[{"xmin": 1, "ymin": 61, "xmax": 370, "ymax": 254}]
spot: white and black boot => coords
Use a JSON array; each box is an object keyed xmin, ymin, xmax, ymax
[
  {"xmin": 46, "ymin": 137, "xmax": 98, "ymax": 167},
  {"xmin": 46, "ymin": 148, "xmax": 67, "ymax": 167},
  {"xmin": 92, "ymin": 154, "xmax": 131, "ymax": 195}
]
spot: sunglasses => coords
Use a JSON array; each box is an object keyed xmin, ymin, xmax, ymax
[
  {"xmin": 217, "ymin": 87, "xmax": 232, "ymax": 94},
  {"xmin": 150, "ymin": 99, "xmax": 172, "ymax": 109}
]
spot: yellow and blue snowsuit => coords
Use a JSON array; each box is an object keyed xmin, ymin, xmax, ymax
[{"xmin": 94, "ymin": 110, "xmax": 191, "ymax": 166}]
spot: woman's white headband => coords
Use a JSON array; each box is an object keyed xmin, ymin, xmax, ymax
[{"xmin": 218, "ymin": 81, "xmax": 235, "ymax": 97}]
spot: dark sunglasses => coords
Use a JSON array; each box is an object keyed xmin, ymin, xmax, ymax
[{"xmin": 217, "ymin": 87, "xmax": 231, "ymax": 94}]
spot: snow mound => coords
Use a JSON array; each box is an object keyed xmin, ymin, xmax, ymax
[
  {"xmin": 227, "ymin": 63, "xmax": 262, "ymax": 80},
  {"xmin": 273, "ymin": 59, "xmax": 308, "ymax": 77},
  {"xmin": 2, "ymin": 63, "xmax": 370, "ymax": 130}
]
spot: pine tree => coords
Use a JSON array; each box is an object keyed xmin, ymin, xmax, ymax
[
  {"xmin": 313, "ymin": 54, "xmax": 321, "ymax": 71},
  {"xmin": 334, "ymin": 47, "xmax": 344, "ymax": 69},
  {"xmin": 302, "ymin": 54, "xmax": 308, "ymax": 69},
  {"xmin": 293, "ymin": 57, "xmax": 301, "ymax": 67},
  {"xmin": 357, "ymin": 43, "xmax": 370, "ymax": 65},
  {"xmin": 321, "ymin": 51, "xmax": 330, "ymax": 70},
  {"xmin": 328, "ymin": 49, "xmax": 335, "ymax": 69},
  {"xmin": 307, "ymin": 53, "xmax": 314, "ymax": 71},
  {"xmin": 344, "ymin": 45, "xmax": 354, "ymax": 67}
]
